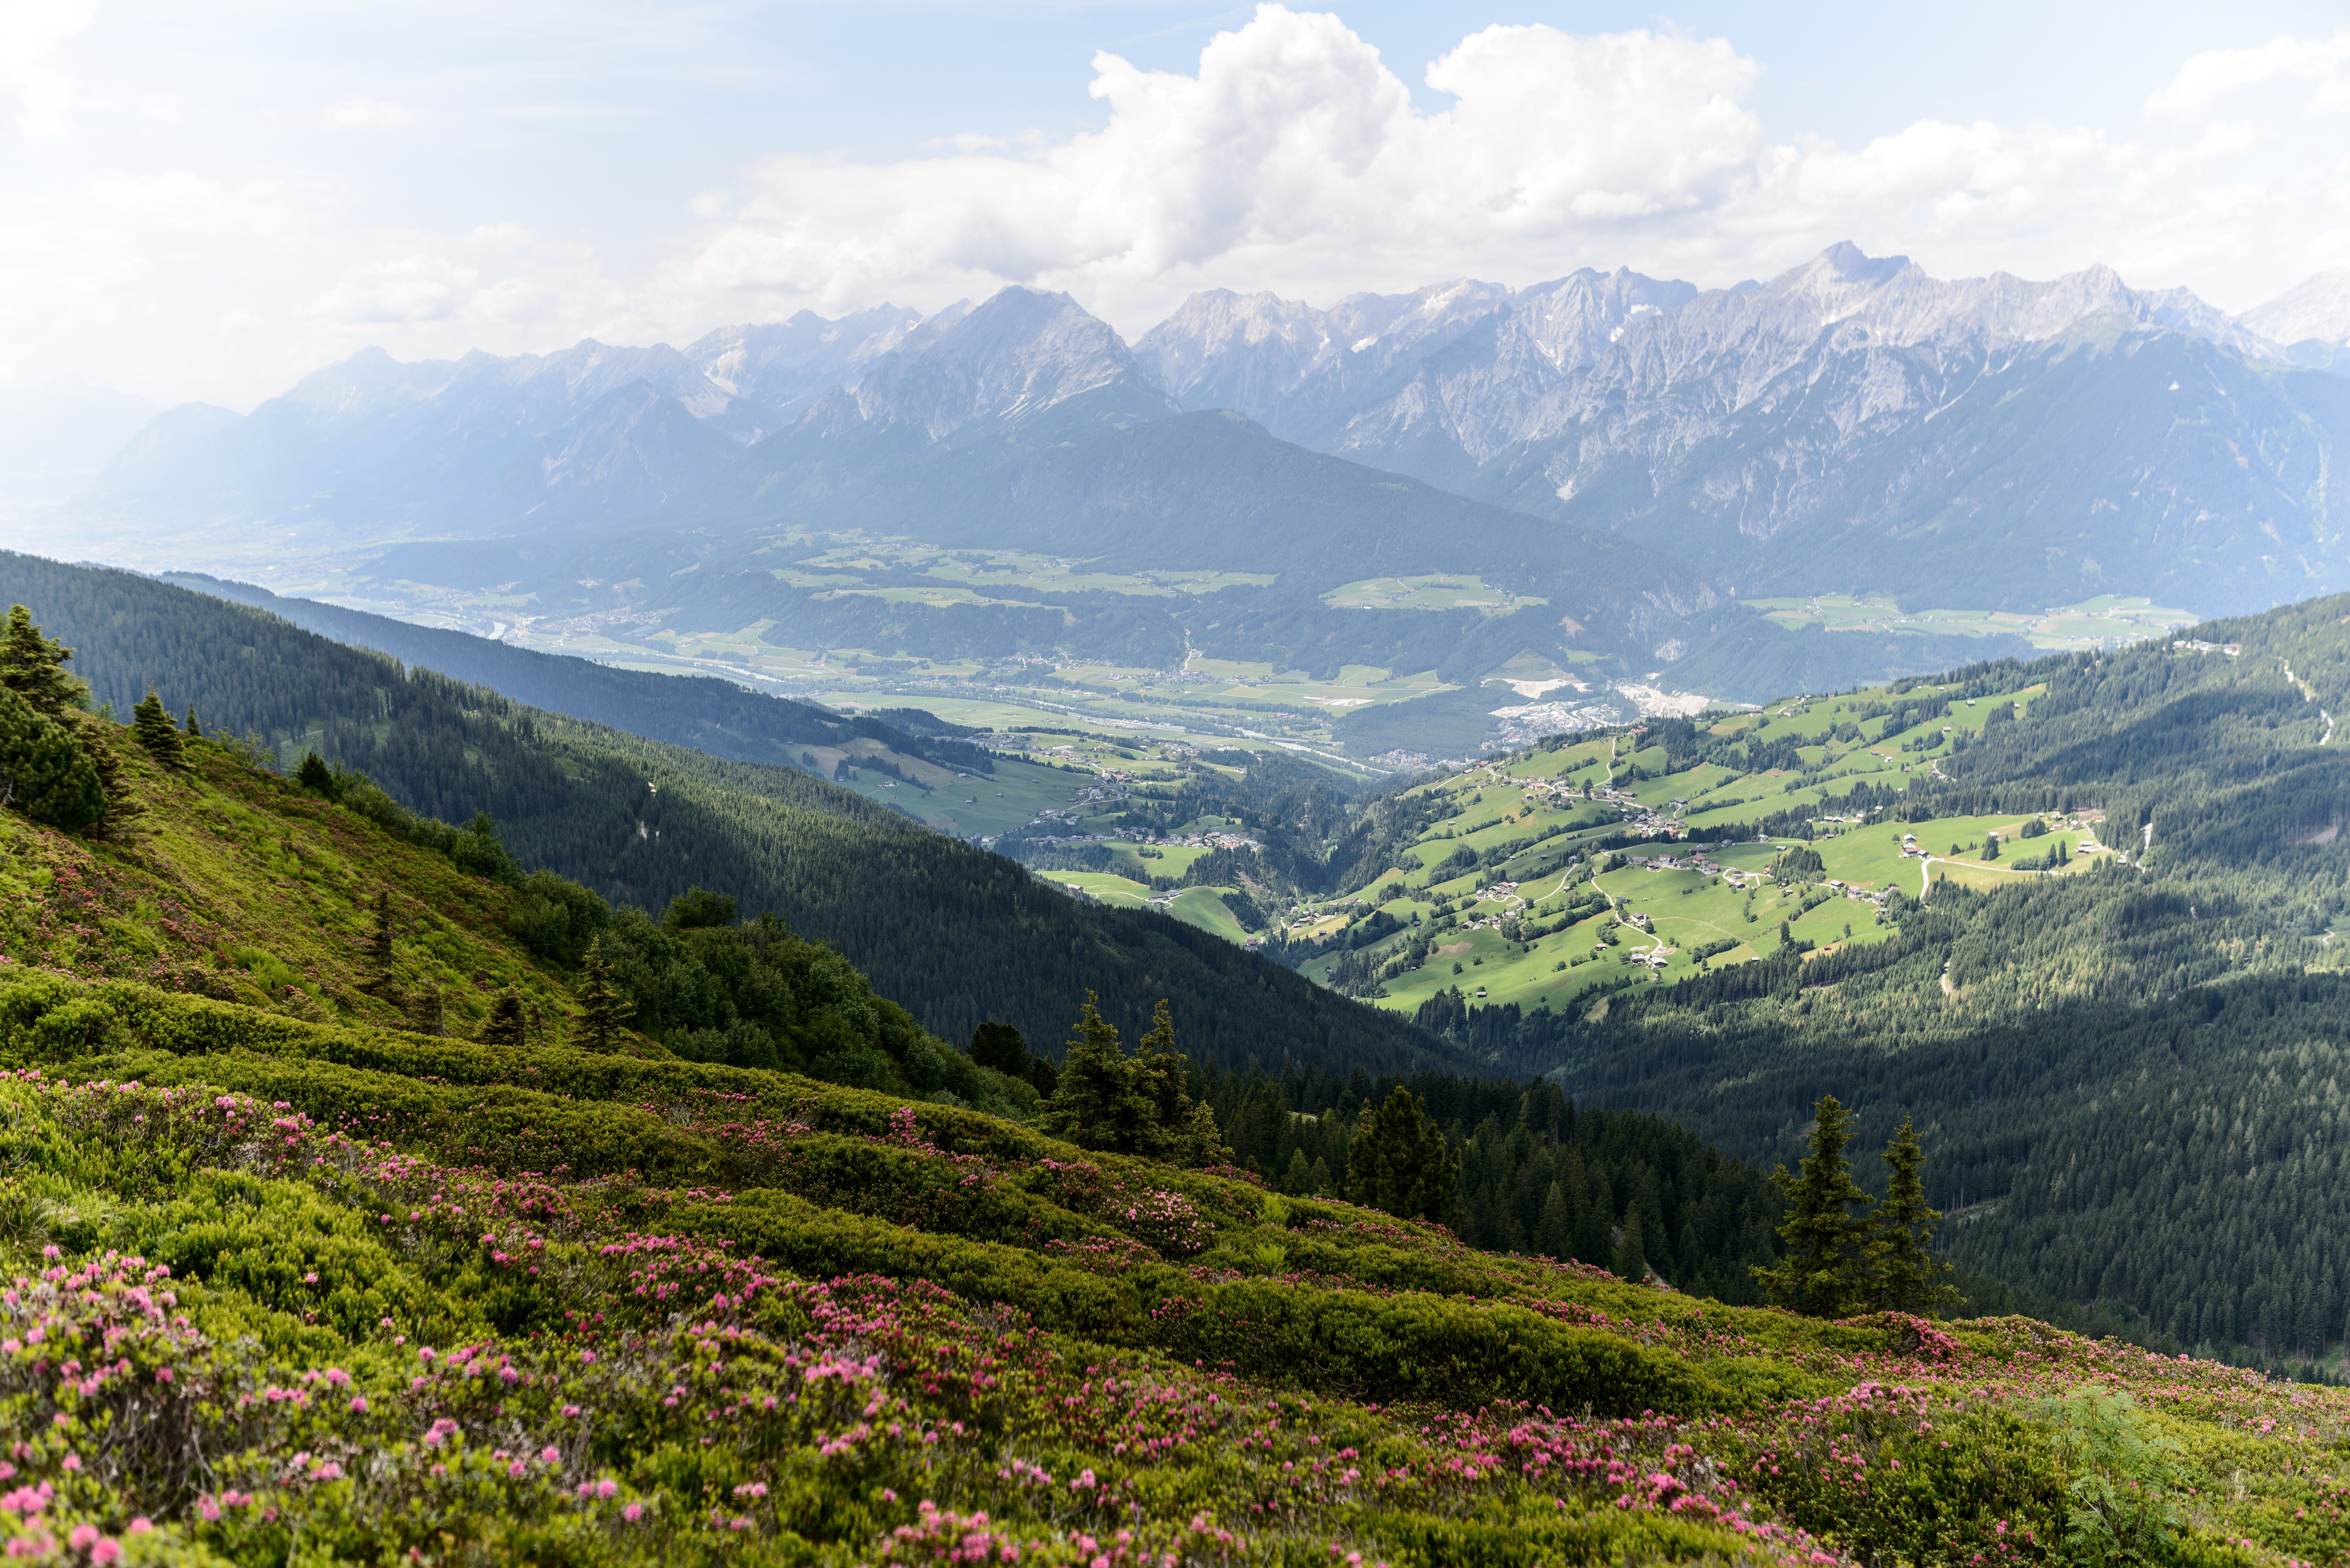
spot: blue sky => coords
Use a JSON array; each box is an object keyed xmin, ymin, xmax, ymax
[{"xmin": 5, "ymin": 2, "xmax": 2346, "ymax": 406}]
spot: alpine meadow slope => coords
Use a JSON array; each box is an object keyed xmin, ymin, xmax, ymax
[{"xmin": 2, "ymin": 616, "xmax": 2349, "ymax": 1566}]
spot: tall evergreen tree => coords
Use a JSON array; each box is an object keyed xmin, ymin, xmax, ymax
[
  {"xmin": 577, "ymin": 935, "xmax": 634, "ymax": 1051},
  {"xmin": 1130, "ymin": 999, "xmax": 1226, "ymax": 1164},
  {"xmin": 481, "ymin": 987, "xmax": 527, "ymax": 1050},
  {"xmin": 412, "ymin": 983, "xmax": 446, "ymax": 1038},
  {"xmin": 75, "ymin": 721, "xmax": 142, "ymax": 837},
  {"xmin": 1753, "ymin": 1094, "xmax": 1882, "ymax": 1317},
  {"xmin": 366, "ymin": 890, "xmax": 397, "ymax": 990},
  {"xmin": 1615, "ymin": 1204, "xmax": 1651, "ymax": 1283},
  {"xmin": 183, "ymin": 704, "xmax": 201, "ymax": 739},
  {"xmin": 0, "ymin": 606, "xmax": 83, "ymax": 719},
  {"xmin": 0, "ymin": 688, "xmax": 106, "ymax": 831},
  {"xmin": 1345, "ymin": 1087, "xmax": 1461, "ymax": 1226},
  {"xmin": 131, "ymin": 689, "xmax": 185, "ymax": 768},
  {"xmin": 1874, "ymin": 1115, "xmax": 1959, "ymax": 1315},
  {"xmin": 969, "ymin": 1021, "xmax": 1027, "ymax": 1076},
  {"xmin": 1038, "ymin": 993, "xmax": 1156, "ymax": 1154}
]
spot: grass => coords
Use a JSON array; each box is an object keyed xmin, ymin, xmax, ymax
[
  {"xmin": 1748, "ymin": 593, "xmax": 2202, "ymax": 650},
  {"xmin": 1319, "ymin": 574, "xmax": 1549, "ymax": 612}
]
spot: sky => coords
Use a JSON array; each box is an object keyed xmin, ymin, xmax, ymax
[{"xmin": 3, "ymin": 0, "xmax": 2347, "ymax": 410}]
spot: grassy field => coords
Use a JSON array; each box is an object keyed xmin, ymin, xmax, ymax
[
  {"xmin": 1281, "ymin": 672, "xmax": 2109, "ymax": 1017},
  {"xmin": 1749, "ymin": 593, "xmax": 2201, "ymax": 650},
  {"xmin": 1320, "ymin": 574, "xmax": 1548, "ymax": 612},
  {"xmin": 1043, "ymin": 872, "xmax": 1252, "ymax": 943}
]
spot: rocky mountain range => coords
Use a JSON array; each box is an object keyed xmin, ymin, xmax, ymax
[{"xmin": 71, "ymin": 245, "xmax": 2350, "ymax": 620}]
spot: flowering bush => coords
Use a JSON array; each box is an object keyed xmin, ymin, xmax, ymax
[{"xmin": 0, "ymin": 974, "xmax": 2344, "ymax": 1567}]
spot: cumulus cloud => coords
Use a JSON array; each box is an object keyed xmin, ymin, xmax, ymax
[
  {"xmin": 672, "ymin": 4, "xmax": 2350, "ymax": 332},
  {"xmin": 311, "ymin": 255, "xmax": 479, "ymax": 323}
]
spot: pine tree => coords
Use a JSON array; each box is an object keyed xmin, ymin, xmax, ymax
[
  {"xmin": 0, "ymin": 688, "xmax": 106, "ymax": 831},
  {"xmin": 969, "ymin": 1021, "xmax": 1027, "ymax": 1076},
  {"xmin": 1874, "ymin": 1115, "xmax": 1959, "ymax": 1315},
  {"xmin": 1037, "ymin": 993, "xmax": 1156, "ymax": 1154},
  {"xmin": 296, "ymin": 750, "xmax": 337, "ymax": 796},
  {"xmin": 1283, "ymin": 1148, "xmax": 1314, "ymax": 1194},
  {"xmin": 1615, "ymin": 1204, "xmax": 1650, "ymax": 1283},
  {"xmin": 481, "ymin": 987, "xmax": 527, "ymax": 1050},
  {"xmin": 0, "ymin": 607, "xmax": 84, "ymax": 719},
  {"xmin": 74, "ymin": 721, "xmax": 142, "ymax": 837},
  {"xmin": 366, "ymin": 890, "xmax": 397, "ymax": 990},
  {"xmin": 577, "ymin": 935, "xmax": 634, "ymax": 1051},
  {"xmin": 131, "ymin": 689, "xmax": 185, "ymax": 768},
  {"xmin": 413, "ymin": 983, "xmax": 446, "ymax": 1038},
  {"xmin": 1130, "ymin": 999, "xmax": 1225, "ymax": 1163},
  {"xmin": 183, "ymin": 705, "xmax": 201, "ymax": 739},
  {"xmin": 1345, "ymin": 1087, "xmax": 1461, "ymax": 1226},
  {"xmin": 1753, "ymin": 1094, "xmax": 1882, "ymax": 1317},
  {"xmin": 1536, "ymin": 1180, "xmax": 1574, "ymax": 1263}
]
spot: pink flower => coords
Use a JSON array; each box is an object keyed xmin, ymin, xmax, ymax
[
  {"xmin": 58, "ymin": 1456, "xmax": 79, "ymax": 1473},
  {"xmin": 508, "ymin": 1460, "xmax": 528, "ymax": 1479},
  {"xmin": 127, "ymin": 1519, "xmax": 151, "ymax": 1535},
  {"xmin": 597, "ymin": 1480, "xmax": 618, "ymax": 1499},
  {"xmin": 153, "ymin": 1367, "xmax": 173, "ymax": 1383},
  {"xmin": 67, "ymin": 1527, "xmax": 96, "ymax": 1550},
  {"xmin": 623, "ymin": 1503, "xmax": 644, "ymax": 1522},
  {"xmin": 580, "ymin": 1350, "xmax": 596, "ymax": 1365},
  {"xmin": 349, "ymin": 1396, "xmax": 368, "ymax": 1413},
  {"xmin": 540, "ymin": 1446, "xmax": 560, "ymax": 1464}
]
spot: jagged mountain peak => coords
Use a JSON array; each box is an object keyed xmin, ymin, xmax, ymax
[
  {"xmin": 2242, "ymin": 269, "xmax": 2350, "ymax": 349},
  {"xmin": 807, "ymin": 285, "xmax": 1173, "ymax": 442}
]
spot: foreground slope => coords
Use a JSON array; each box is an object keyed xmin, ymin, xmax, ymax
[{"xmin": 1, "ymin": 747, "xmax": 2346, "ymax": 1564}]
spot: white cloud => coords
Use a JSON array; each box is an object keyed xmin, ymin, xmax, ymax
[
  {"xmin": 670, "ymin": 5, "xmax": 2350, "ymax": 333},
  {"xmin": 311, "ymin": 255, "xmax": 479, "ymax": 324},
  {"xmin": 2147, "ymin": 31, "xmax": 2350, "ymax": 117},
  {"xmin": 321, "ymin": 96, "xmax": 417, "ymax": 131},
  {"xmin": 0, "ymin": 0, "xmax": 98, "ymax": 136}
]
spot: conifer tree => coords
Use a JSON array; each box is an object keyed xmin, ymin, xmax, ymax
[
  {"xmin": 1038, "ymin": 993, "xmax": 1156, "ymax": 1153},
  {"xmin": 1615, "ymin": 1204, "xmax": 1650, "ymax": 1283},
  {"xmin": 481, "ymin": 987, "xmax": 527, "ymax": 1050},
  {"xmin": 0, "ymin": 688, "xmax": 106, "ymax": 831},
  {"xmin": 0, "ymin": 606, "xmax": 84, "ymax": 719},
  {"xmin": 1753, "ymin": 1094, "xmax": 1882, "ymax": 1317},
  {"xmin": 1345, "ymin": 1087, "xmax": 1461, "ymax": 1226},
  {"xmin": 75, "ymin": 721, "xmax": 141, "ymax": 837},
  {"xmin": 1874, "ymin": 1115, "xmax": 1959, "ymax": 1315},
  {"xmin": 969, "ymin": 1021, "xmax": 1027, "ymax": 1076},
  {"xmin": 183, "ymin": 705, "xmax": 201, "ymax": 739},
  {"xmin": 577, "ymin": 935, "xmax": 634, "ymax": 1051},
  {"xmin": 131, "ymin": 689, "xmax": 185, "ymax": 768},
  {"xmin": 1130, "ymin": 999, "xmax": 1226, "ymax": 1163},
  {"xmin": 366, "ymin": 890, "xmax": 397, "ymax": 990},
  {"xmin": 413, "ymin": 983, "xmax": 446, "ymax": 1038}
]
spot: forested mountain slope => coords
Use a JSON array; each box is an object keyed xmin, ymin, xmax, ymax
[
  {"xmin": 156, "ymin": 569, "xmax": 993, "ymax": 776},
  {"xmin": 0, "ymin": 712, "xmax": 2342, "ymax": 1564},
  {"xmin": 0, "ymin": 552, "xmax": 1453, "ymax": 1078},
  {"xmin": 1529, "ymin": 597, "xmax": 2350, "ymax": 1369}
]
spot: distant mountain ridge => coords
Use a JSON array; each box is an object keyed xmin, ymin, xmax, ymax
[{"xmin": 73, "ymin": 246, "xmax": 2350, "ymax": 623}]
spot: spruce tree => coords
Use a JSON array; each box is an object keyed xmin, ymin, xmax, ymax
[
  {"xmin": 0, "ymin": 688, "xmax": 106, "ymax": 831},
  {"xmin": 577, "ymin": 935, "xmax": 634, "ymax": 1051},
  {"xmin": 131, "ymin": 689, "xmax": 185, "ymax": 768},
  {"xmin": 1753, "ymin": 1094, "xmax": 1882, "ymax": 1317},
  {"xmin": 969, "ymin": 1020, "xmax": 1027, "ymax": 1076},
  {"xmin": 74, "ymin": 721, "xmax": 142, "ymax": 836},
  {"xmin": 1345, "ymin": 1087, "xmax": 1461, "ymax": 1226},
  {"xmin": 0, "ymin": 607, "xmax": 84, "ymax": 719},
  {"xmin": 1130, "ymin": 999, "xmax": 1225, "ymax": 1163},
  {"xmin": 1615, "ymin": 1204, "xmax": 1650, "ymax": 1283},
  {"xmin": 1874, "ymin": 1115, "xmax": 1959, "ymax": 1315},
  {"xmin": 481, "ymin": 987, "xmax": 527, "ymax": 1050},
  {"xmin": 1037, "ymin": 993, "xmax": 1155, "ymax": 1154},
  {"xmin": 413, "ymin": 983, "xmax": 446, "ymax": 1038},
  {"xmin": 183, "ymin": 705, "xmax": 202, "ymax": 739},
  {"xmin": 366, "ymin": 890, "xmax": 397, "ymax": 990}
]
